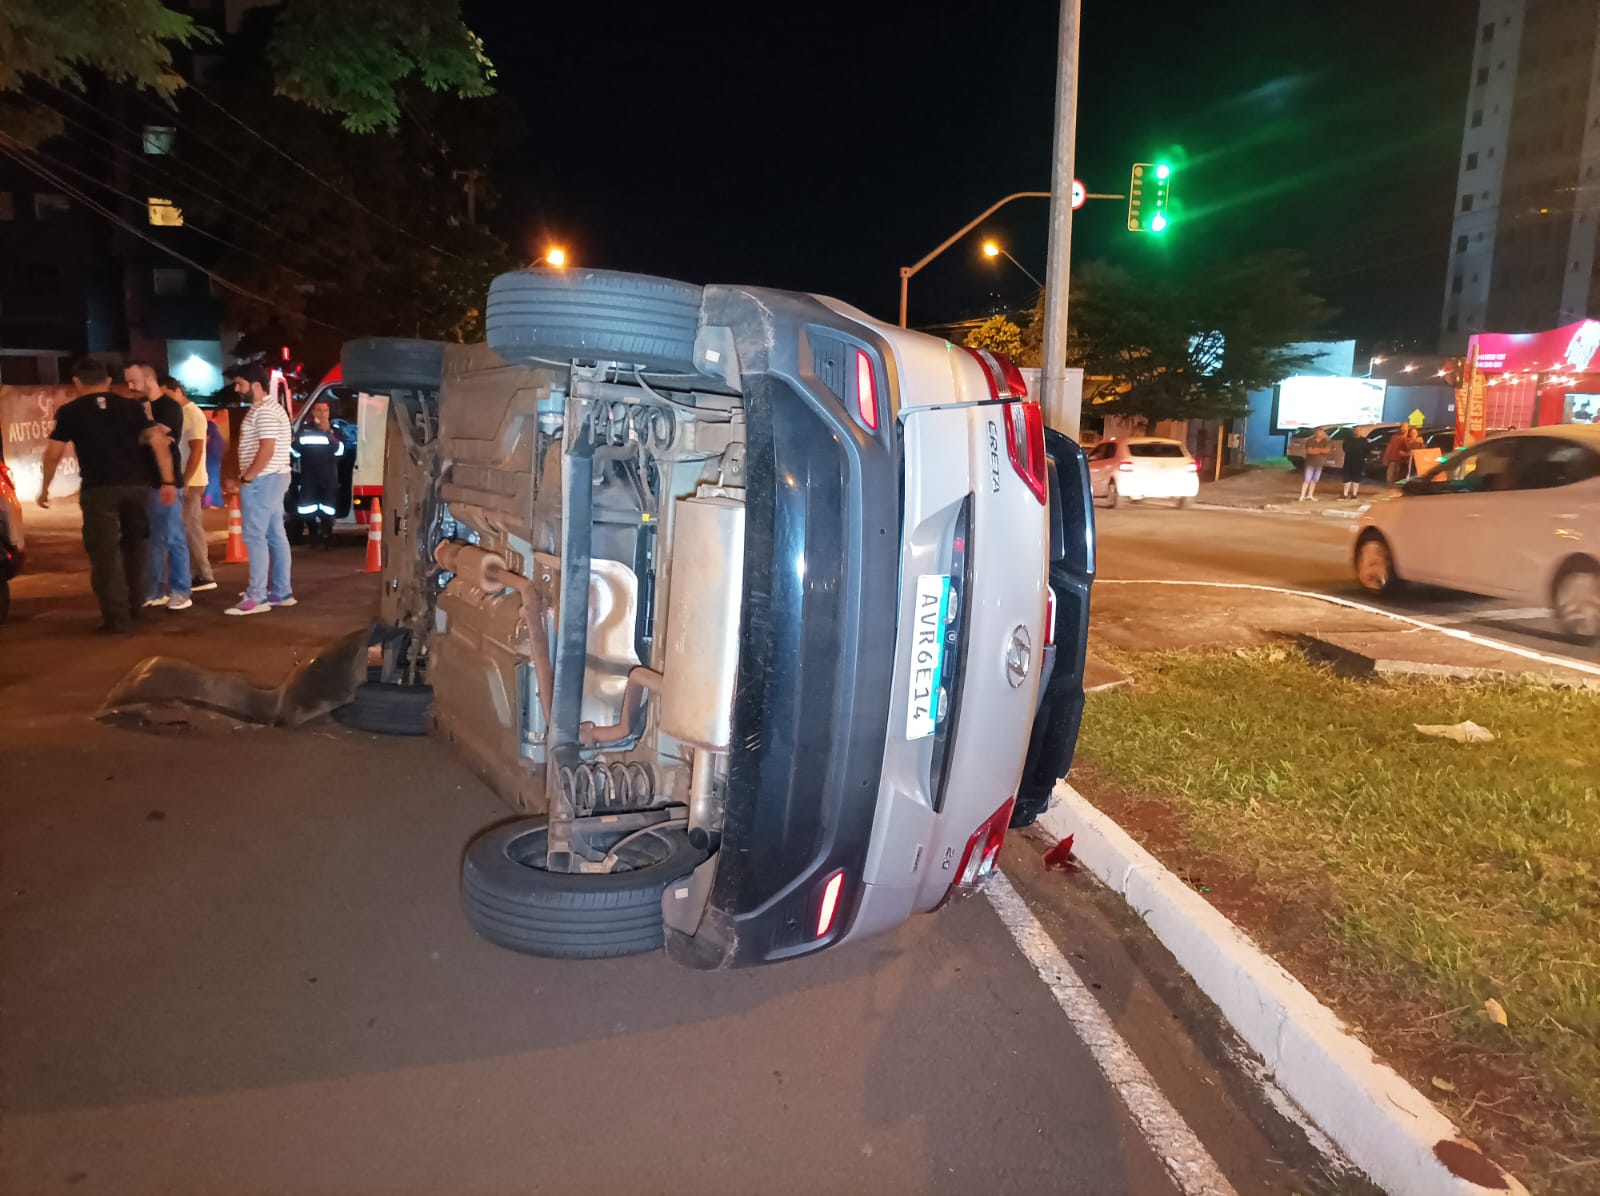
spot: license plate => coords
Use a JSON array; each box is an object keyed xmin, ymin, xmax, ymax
[{"xmin": 906, "ymin": 574, "xmax": 952, "ymax": 740}]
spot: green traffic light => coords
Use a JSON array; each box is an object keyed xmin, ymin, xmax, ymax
[
  {"xmin": 1155, "ymin": 163, "xmax": 1172, "ymax": 180},
  {"xmin": 1150, "ymin": 213, "xmax": 1169, "ymax": 232}
]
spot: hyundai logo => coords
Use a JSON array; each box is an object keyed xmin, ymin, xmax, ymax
[{"xmin": 1005, "ymin": 625, "xmax": 1032, "ymax": 688}]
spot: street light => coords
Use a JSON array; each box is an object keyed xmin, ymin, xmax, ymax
[
  {"xmin": 541, "ymin": 246, "xmax": 568, "ymax": 268},
  {"xmin": 898, "ymin": 191, "xmax": 1051, "ymax": 327},
  {"xmin": 980, "ymin": 239, "xmax": 1043, "ymax": 289}
]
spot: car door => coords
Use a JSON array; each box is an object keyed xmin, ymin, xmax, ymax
[
  {"xmin": 1489, "ymin": 437, "xmax": 1600, "ymax": 604},
  {"xmin": 1084, "ymin": 441, "xmax": 1116, "ymax": 496},
  {"xmin": 1387, "ymin": 439, "xmax": 1521, "ymax": 590}
]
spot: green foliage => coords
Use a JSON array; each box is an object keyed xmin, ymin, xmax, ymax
[
  {"xmin": 0, "ymin": 0, "xmax": 492, "ymax": 137},
  {"xmin": 1022, "ymin": 251, "xmax": 1327, "ymax": 422},
  {"xmin": 961, "ymin": 315, "xmax": 1025, "ymax": 361},
  {"xmin": 269, "ymin": 0, "xmax": 494, "ymax": 132}
]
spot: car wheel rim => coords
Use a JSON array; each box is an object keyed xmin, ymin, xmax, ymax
[
  {"xmin": 1357, "ymin": 541, "xmax": 1390, "ymax": 591},
  {"xmin": 1556, "ymin": 572, "xmax": 1600, "ymax": 638}
]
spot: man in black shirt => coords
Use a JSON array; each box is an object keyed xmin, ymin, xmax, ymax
[
  {"xmin": 39, "ymin": 357, "xmax": 175, "ymax": 633},
  {"xmin": 126, "ymin": 360, "xmax": 192, "ymax": 609}
]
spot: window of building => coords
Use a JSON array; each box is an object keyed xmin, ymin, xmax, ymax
[
  {"xmin": 1451, "ymin": 275, "xmax": 1464, "ymax": 294},
  {"xmin": 152, "ymin": 267, "xmax": 186, "ymax": 296},
  {"xmin": 0, "ymin": 191, "xmax": 13, "ymax": 221},
  {"xmin": 1456, "ymin": 234, "xmax": 1469, "ymax": 252},
  {"xmin": 1476, "ymin": 66, "xmax": 1489, "ymax": 85},
  {"xmin": 1461, "ymin": 194, "xmax": 1474, "ymax": 211},
  {"xmin": 1470, "ymin": 109, "xmax": 1484, "ymax": 128},
  {"xmin": 142, "ymin": 125, "xmax": 176, "ymax": 155},
  {"xmin": 146, "ymin": 197, "xmax": 184, "ymax": 227},
  {"xmin": 33, "ymin": 193, "xmax": 69, "ymax": 221},
  {"xmin": 1466, "ymin": 151, "xmax": 1479, "ymax": 170},
  {"xmin": 1482, "ymin": 22, "xmax": 1494, "ymax": 43}
]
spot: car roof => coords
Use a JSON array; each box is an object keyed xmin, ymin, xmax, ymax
[
  {"xmin": 1121, "ymin": 436, "xmax": 1187, "ymax": 446},
  {"xmin": 1491, "ymin": 424, "xmax": 1600, "ymax": 445}
]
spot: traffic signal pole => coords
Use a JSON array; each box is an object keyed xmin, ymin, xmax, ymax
[{"xmin": 1038, "ymin": 0, "xmax": 1083, "ymax": 439}]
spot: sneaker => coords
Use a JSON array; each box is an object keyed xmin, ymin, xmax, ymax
[
  {"xmin": 268, "ymin": 594, "xmax": 298, "ymax": 607},
  {"xmin": 191, "ymin": 580, "xmax": 218, "ymax": 592},
  {"xmin": 224, "ymin": 598, "xmax": 272, "ymax": 616},
  {"xmin": 143, "ymin": 595, "xmax": 169, "ymax": 607},
  {"xmin": 167, "ymin": 595, "xmax": 193, "ymax": 611}
]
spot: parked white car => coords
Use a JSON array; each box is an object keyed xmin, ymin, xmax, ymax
[
  {"xmin": 1085, "ymin": 437, "xmax": 1199, "ymax": 508},
  {"xmin": 1353, "ymin": 426, "xmax": 1600, "ymax": 641}
]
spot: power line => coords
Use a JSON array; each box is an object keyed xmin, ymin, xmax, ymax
[
  {"xmin": 187, "ymin": 82, "xmax": 467, "ymax": 263},
  {"xmin": 13, "ymin": 134, "xmax": 319, "ymax": 285},
  {"xmin": 0, "ymin": 133, "xmax": 349, "ymax": 334},
  {"xmin": 33, "ymin": 87, "xmax": 379, "ymax": 274}
]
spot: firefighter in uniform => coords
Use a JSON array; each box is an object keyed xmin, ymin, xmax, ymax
[{"xmin": 291, "ymin": 399, "xmax": 345, "ymax": 547}]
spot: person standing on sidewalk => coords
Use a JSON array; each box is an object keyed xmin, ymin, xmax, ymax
[
  {"xmin": 162, "ymin": 376, "xmax": 217, "ymax": 592},
  {"xmin": 226, "ymin": 365, "xmax": 294, "ymax": 616},
  {"xmin": 1340, "ymin": 431, "xmax": 1371, "ymax": 500},
  {"xmin": 37, "ymin": 357, "xmax": 175, "ymax": 634},
  {"xmin": 126, "ymin": 361, "xmax": 192, "ymax": 611},
  {"xmin": 1299, "ymin": 426, "xmax": 1333, "ymax": 501}
]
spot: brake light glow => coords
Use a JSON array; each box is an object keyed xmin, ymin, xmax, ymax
[
  {"xmin": 1004, "ymin": 401, "xmax": 1048, "ymax": 505},
  {"xmin": 1117, "ymin": 460, "xmax": 1135, "ymax": 473},
  {"xmin": 817, "ymin": 870, "xmax": 846, "ymax": 937},
  {"xmin": 1185, "ymin": 460, "xmax": 1199, "ymax": 472},
  {"xmin": 854, "ymin": 349, "xmax": 878, "ymax": 431}
]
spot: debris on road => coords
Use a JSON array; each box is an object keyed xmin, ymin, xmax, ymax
[
  {"xmin": 1414, "ymin": 719, "xmax": 1496, "ymax": 744},
  {"xmin": 1042, "ymin": 834, "xmax": 1078, "ymax": 872},
  {"xmin": 1484, "ymin": 998, "xmax": 1509, "ymax": 1027}
]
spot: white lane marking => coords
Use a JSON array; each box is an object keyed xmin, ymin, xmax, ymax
[
  {"xmin": 985, "ymin": 873, "xmax": 1239, "ymax": 1196},
  {"xmin": 1095, "ymin": 578, "xmax": 1600, "ymax": 679},
  {"xmin": 1431, "ymin": 606, "xmax": 1549, "ymax": 625}
]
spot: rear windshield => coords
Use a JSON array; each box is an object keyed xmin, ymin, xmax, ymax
[{"xmin": 1128, "ymin": 443, "xmax": 1187, "ymax": 458}]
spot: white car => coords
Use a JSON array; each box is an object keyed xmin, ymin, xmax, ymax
[
  {"xmin": 1085, "ymin": 437, "xmax": 1200, "ymax": 508},
  {"xmin": 1353, "ymin": 425, "xmax": 1600, "ymax": 641}
]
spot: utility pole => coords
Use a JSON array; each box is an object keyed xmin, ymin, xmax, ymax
[
  {"xmin": 455, "ymin": 168, "xmax": 484, "ymax": 226},
  {"xmin": 1038, "ymin": 0, "xmax": 1083, "ymax": 438}
]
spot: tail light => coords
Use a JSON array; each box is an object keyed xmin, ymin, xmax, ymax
[
  {"xmin": 947, "ymin": 798, "xmax": 1017, "ymax": 897},
  {"xmin": 1184, "ymin": 460, "xmax": 1199, "ymax": 473},
  {"xmin": 957, "ymin": 346, "xmax": 1028, "ymax": 400},
  {"xmin": 0, "ymin": 462, "xmax": 12, "ymax": 491},
  {"xmin": 853, "ymin": 349, "xmax": 878, "ymax": 431},
  {"xmin": 816, "ymin": 870, "xmax": 847, "ymax": 938},
  {"xmin": 1117, "ymin": 460, "xmax": 1135, "ymax": 473},
  {"xmin": 1004, "ymin": 401, "xmax": 1048, "ymax": 505}
]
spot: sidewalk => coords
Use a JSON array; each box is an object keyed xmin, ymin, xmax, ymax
[{"xmin": 1197, "ymin": 465, "xmax": 1393, "ymax": 519}]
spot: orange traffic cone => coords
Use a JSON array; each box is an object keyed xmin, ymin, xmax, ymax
[
  {"xmin": 364, "ymin": 497, "xmax": 384, "ymax": 573},
  {"xmin": 224, "ymin": 495, "xmax": 247, "ymax": 563}
]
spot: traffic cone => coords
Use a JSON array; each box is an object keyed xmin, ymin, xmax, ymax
[
  {"xmin": 364, "ymin": 497, "xmax": 384, "ymax": 573},
  {"xmin": 224, "ymin": 496, "xmax": 247, "ymax": 564}
]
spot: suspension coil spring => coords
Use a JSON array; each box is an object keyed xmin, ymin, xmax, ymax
[{"xmin": 558, "ymin": 761, "xmax": 658, "ymax": 815}]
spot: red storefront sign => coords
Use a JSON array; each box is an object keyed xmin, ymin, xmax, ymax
[{"xmin": 1469, "ymin": 318, "xmax": 1600, "ymax": 374}]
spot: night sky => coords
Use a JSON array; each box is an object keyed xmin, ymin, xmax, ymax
[{"xmin": 464, "ymin": 0, "xmax": 1473, "ymax": 343}]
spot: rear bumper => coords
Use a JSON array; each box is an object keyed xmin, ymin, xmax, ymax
[
  {"xmin": 666, "ymin": 288, "xmax": 899, "ymax": 968},
  {"xmin": 1118, "ymin": 473, "xmax": 1199, "ymax": 500}
]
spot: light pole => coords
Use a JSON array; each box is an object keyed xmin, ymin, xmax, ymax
[
  {"xmin": 898, "ymin": 192, "xmax": 1050, "ymax": 327},
  {"xmin": 1038, "ymin": 0, "xmax": 1083, "ymax": 439},
  {"xmin": 981, "ymin": 240, "xmax": 1043, "ymax": 290}
]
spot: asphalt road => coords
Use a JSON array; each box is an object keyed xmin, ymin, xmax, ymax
[
  {"xmin": 1094, "ymin": 501, "xmax": 1600, "ymax": 667},
  {"xmin": 0, "ymin": 512, "xmax": 1355, "ymax": 1195}
]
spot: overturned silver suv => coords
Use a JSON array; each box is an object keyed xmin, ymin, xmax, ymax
[{"xmin": 342, "ymin": 268, "xmax": 1094, "ymax": 967}]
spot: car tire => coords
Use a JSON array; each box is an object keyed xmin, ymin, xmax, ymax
[
  {"xmin": 1106, "ymin": 481, "xmax": 1120, "ymax": 509},
  {"xmin": 1177, "ymin": 496, "xmax": 1193, "ymax": 509},
  {"xmin": 486, "ymin": 268, "xmax": 704, "ymax": 376},
  {"xmin": 1354, "ymin": 531, "xmax": 1402, "ymax": 596},
  {"xmin": 334, "ymin": 679, "xmax": 433, "ymax": 735},
  {"xmin": 461, "ymin": 817, "xmax": 705, "ymax": 959},
  {"xmin": 1553, "ymin": 558, "xmax": 1600, "ymax": 643},
  {"xmin": 340, "ymin": 338, "xmax": 446, "ymax": 392}
]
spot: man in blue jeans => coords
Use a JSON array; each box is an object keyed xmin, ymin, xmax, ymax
[
  {"xmin": 225, "ymin": 365, "xmax": 294, "ymax": 616},
  {"xmin": 125, "ymin": 361, "xmax": 192, "ymax": 610}
]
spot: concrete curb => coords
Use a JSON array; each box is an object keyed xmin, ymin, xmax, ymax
[
  {"xmin": 1192, "ymin": 501, "xmax": 1364, "ymax": 520},
  {"xmin": 1037, "ymin": 782, "xmax": 1528, "ymax": 1196}
]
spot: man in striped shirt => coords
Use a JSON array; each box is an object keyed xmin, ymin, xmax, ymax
[{"xmin": 225, "ymin": 365, "xmax": 294, "ymax": 615}]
